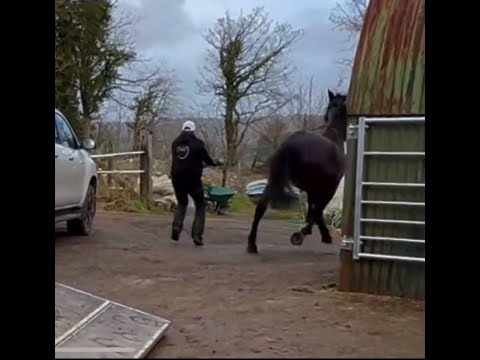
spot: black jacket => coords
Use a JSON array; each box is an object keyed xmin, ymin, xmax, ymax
[{"xmin": 170, "ymin": 131, "xmax": 216, "ymax": 180}]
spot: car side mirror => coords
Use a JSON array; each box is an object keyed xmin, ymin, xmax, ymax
[{"xmin": 80, "ymin": 137, "xmax": 96, "ymax": 151}]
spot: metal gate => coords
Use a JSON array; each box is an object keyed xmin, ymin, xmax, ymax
[{"xmin": 351, "ymin": 116, "xmax": 425, "ymax": 263}]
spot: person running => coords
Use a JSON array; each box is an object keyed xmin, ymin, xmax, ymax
[{"xmin": 170, "ymin": 120, "xmax": 221, "ymax": 246}]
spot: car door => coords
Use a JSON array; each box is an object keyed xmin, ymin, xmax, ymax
[
  {"xmin": 55, "ymin": 112, "xmax": 84, "ymax": 208},
  {"xmin": 55, "ymin": 146, "xmax": 66, "ymax": 207},
  {"xmin": 55, "ymin": 114, "xmax": 73, "ymax": 209}
]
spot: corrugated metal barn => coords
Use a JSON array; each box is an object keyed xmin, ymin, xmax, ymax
[{"xmin": 338, "ymin": 0, "xmax": 425, "ymax": 299}]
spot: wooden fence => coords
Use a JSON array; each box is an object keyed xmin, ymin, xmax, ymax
[{"xmin": 91, "ymin": 130, "xmax": 153, "ymax": 201}]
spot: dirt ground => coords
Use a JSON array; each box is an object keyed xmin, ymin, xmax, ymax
[{"xmin": 55, "ymin": 212, "xmax": 425, "ymax": 358}]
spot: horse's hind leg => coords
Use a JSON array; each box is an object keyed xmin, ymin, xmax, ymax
[
  {"xmin": 290, "ymin": 202, "xmax": 314, "ymax": 246},
  {"xmin": 312, "ymin": 207, "xmax": 333, "ymax": 244},
  {"xmin": 310, "ymin": 189, "xmax": 337, "ymax": 244},
  {"xmin": 301, "ymin": 201, "xmax": 314, "ymax": 235},
  {"xmin": 247, "ymin": 196, "xmax": 268, "ymax": 254}
]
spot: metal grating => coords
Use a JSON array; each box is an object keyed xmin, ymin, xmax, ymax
[{"xmin": 55, "ymin": 283, "xmax": 171, "ymax": 358}]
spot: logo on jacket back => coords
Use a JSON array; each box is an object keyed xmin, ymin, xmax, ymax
[{"xmin": 176, "ymin": 145, "xmax": 190, "ymax": 160}]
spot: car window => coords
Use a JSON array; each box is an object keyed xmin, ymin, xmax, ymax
[{"xmin": 55, "ymin": 113, "xmax": 77, "ymax": 149}]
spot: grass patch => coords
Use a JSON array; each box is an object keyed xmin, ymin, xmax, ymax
[
  {"xmin": 99, "ymin": 183, "xmax": 166, "ymax": 215},
  {"xmin": 229, "ymin": 194, "xmax": 256, "ymax": 213},
  {"xmin": 228, "ymin": 193, "xmax": 305, "ymax": 221},
  {"xmin": 132, "ymin": 199, "xmax": 153, "ymax": 213},
  {"xmin": 102, "ymin": 197, "xmax": 164, "ymax": 214},
  {"xmin": 265, "ymin": 208, "xmax": 304, "ymax": 220}
]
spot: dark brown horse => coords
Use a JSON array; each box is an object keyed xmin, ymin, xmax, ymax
[{"xmin": 247, "ymin": 89, "xmax": 347, "ymax": 253}]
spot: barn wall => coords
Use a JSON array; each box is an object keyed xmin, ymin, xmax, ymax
[
  {"xmin": 339, "ymin": 0, "xmax": 425, "ymax": 299},
  {"xmin": 346, "ymin": 0, "xmax": 425, "ymax": 116}
]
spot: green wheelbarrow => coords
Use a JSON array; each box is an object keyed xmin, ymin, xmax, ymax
[{"xmin": 204, "ymin": 185, "xmax": 236, "ymax": 215}]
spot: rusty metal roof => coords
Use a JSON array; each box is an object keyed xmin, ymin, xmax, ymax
[{"xmin": 347, "ymin": 0, "xmax": 425, "ymax": 116}]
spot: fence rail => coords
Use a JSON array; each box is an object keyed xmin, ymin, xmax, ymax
[
  {"xmin": 91, "ymin": 151, "xmax": 145, "ymax": 159},
  {"xmin": 97, "ymin": 170, "xmax": 145, "ymax": 175},
  {"xmin": 92, "ymin": 131, "xmax": 153, "ymax": 200},
  {"xmin": 93, "ymin": 151, "xmax": 146, "ymax": 175}
]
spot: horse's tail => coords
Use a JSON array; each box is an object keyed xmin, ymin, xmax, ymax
[{"xmin": 267, "ymin": 145, "xmax": 295, "ymax": 209}]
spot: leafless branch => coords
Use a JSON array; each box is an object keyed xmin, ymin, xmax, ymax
[
  {"xmin": 329, "ymin": 0, "xmax": 368, "ymax": 38},
  {"xmin": 329, "ymin": 0, "xmax": 369, "ymax": 88},
  {"xmin": 126, "ymin": 66, "xmax": 180, "ymax": 150},
  {"xmin": 198, "ymin": 6, "xmax": 303, "ymax": 184}
]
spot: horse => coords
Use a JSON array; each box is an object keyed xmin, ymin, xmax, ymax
[{"xmin": 246, "ymin": 89, "xmax": 348, "ymax": 254}]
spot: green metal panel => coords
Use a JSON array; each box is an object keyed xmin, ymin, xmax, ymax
[
  {"xmin": 341, "ymin": 121, "xmax": 425, "ymax": 299},
  {"xmin": 360, "ymin": 122, "xmax": 425, "ymax": 298},
  {"xmin": 347, "ymin": 0, "xmax": 425, "ymax": 116}
]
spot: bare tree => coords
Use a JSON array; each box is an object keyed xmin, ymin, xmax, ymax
[
  {"xmin": 187, "ymin": 100, "xmax": 226, "ymax": 161},
  {"xmin": 197, "ymin": 118, "xmax": 225, "ymax": 160},
  {"xmin": 329, "ymin": 0, "xmax": 368, "ymax": 38},
  {"xmin": 127, "ymin": 68, "xmax": 178, "ymax": 150},
  {"xmin": 198, "ymin": 6, "xmax": 303, "ymax": 186},
  {"xmin": 152, "ymin": 121, "xmax": 182, "ymax": 172},
  {"xmin": 284, "ymin": 75, "xmax": 328, "ymax": 132},
  {"xmin": 245, "ymin": 75, "xmax": 331, "ymax": 170},
  {"xmin": 95, "ymin": 102, "xmax": 129, "ymax": 153},
  {"xmin": 329, "ymin": 0, "xmax": 369, "ymax": 88},
  {"xmin": 250, "ymin": 115, "xmax": 290, "ymax": 170}
]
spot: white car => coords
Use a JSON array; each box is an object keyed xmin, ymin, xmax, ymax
[{"xmin": 55, "ymin": 109, "xmax": 98, "ymax": 235}]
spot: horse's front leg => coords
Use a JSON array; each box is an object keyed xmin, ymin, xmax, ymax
[
  {"xmin": 247, "ymin": 195, "xmax": 269, "ymax": 254},
  {"xmin": 290, "ymin": 202, "xmax": 314, "ymax": 246}
]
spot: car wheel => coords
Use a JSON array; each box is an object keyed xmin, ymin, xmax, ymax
[{"xmin": 67, "ymin": 184, "xmax": 96, "ymax": 236}]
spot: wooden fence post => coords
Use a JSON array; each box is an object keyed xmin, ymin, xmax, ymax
[
  {"xmin": 107, "ymin": 141, "xmax": 114, "ymax": 187},
  {"xmin": 139, "ymin": 130, "xmax": 153, "ymax": 202},
  {"xmin": 338, "ymin": 117, "xmax": 358, "ymax": 292}
]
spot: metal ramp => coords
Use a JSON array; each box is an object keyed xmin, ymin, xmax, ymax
[{"xmin": 55, "ymin": 283, "xmax": 171, "ymax": 358}]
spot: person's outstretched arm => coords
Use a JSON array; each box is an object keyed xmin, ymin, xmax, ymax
[{"xmin": 200, "ymin": 141, "xmax": 218, "ymax": 167}]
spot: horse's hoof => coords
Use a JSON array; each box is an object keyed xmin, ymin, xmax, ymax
[
  {"xmin": 290, "ymin": 232, "xmax": 304, "ymax": 246},
  {"xmin": 247, "ymin": 244, "xmax": 258, "ymax": 254}
]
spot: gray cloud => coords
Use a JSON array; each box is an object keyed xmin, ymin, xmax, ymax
[
  {"xmin": 119, "ymin": 0, "xmax": 198, "ymax": 49},
  {"xmin": 117, "ymin": 0, "xmax": 355, "ymax": 107},
  {"xmin": 289, "ymin": 7, "xmax": 356, "ymax": 92}
]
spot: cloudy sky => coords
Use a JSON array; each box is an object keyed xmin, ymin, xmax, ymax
[{"xmin": 117, "ymin": 0, "xmax": 356, "ymax": 114}]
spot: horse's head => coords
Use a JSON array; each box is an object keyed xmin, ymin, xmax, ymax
[{"xmin": 324, "ymin": 89, "xmax": 347, "ymax": 143}]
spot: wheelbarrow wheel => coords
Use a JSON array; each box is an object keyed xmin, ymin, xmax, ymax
[
  {"xmin": 205, "ymin": 200, "xmax": 215, "ymax": 213},
  {"xmin": 215, "ymin": 201, "xmax": 229, "ymax": 215}
]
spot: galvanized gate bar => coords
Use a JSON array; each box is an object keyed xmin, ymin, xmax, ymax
[
  {"xmin": 361, "ymin": 218, "xmax": 425, "ymax": 225},
  {"xmin": 364, "ymin": 117, "xmax": 425, "ymax": 123},
  {"xmin": 352, "ymin": 116, "xmax": 425, "ymax": 262},
  {"xmin": 363, "ymin": 182, "xmax": 425, "ymax": 187},
  {"xmin": 358, "ymin": 252, "xmax": 425, "ymax": 263},
  {"xmin": 352, "ymin": 117, "xmax": 366, "ymax": 260},
  {"xmin": 364, "ymin": 151, "xmax": 425, "ymax": 156},
  {"xmin": 361, "ymin": 200, "xmax": 425, "ymax": 206},
  {"xmin": 360, "ymin": 236, "xmax": 425, "ymax": 244}
]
